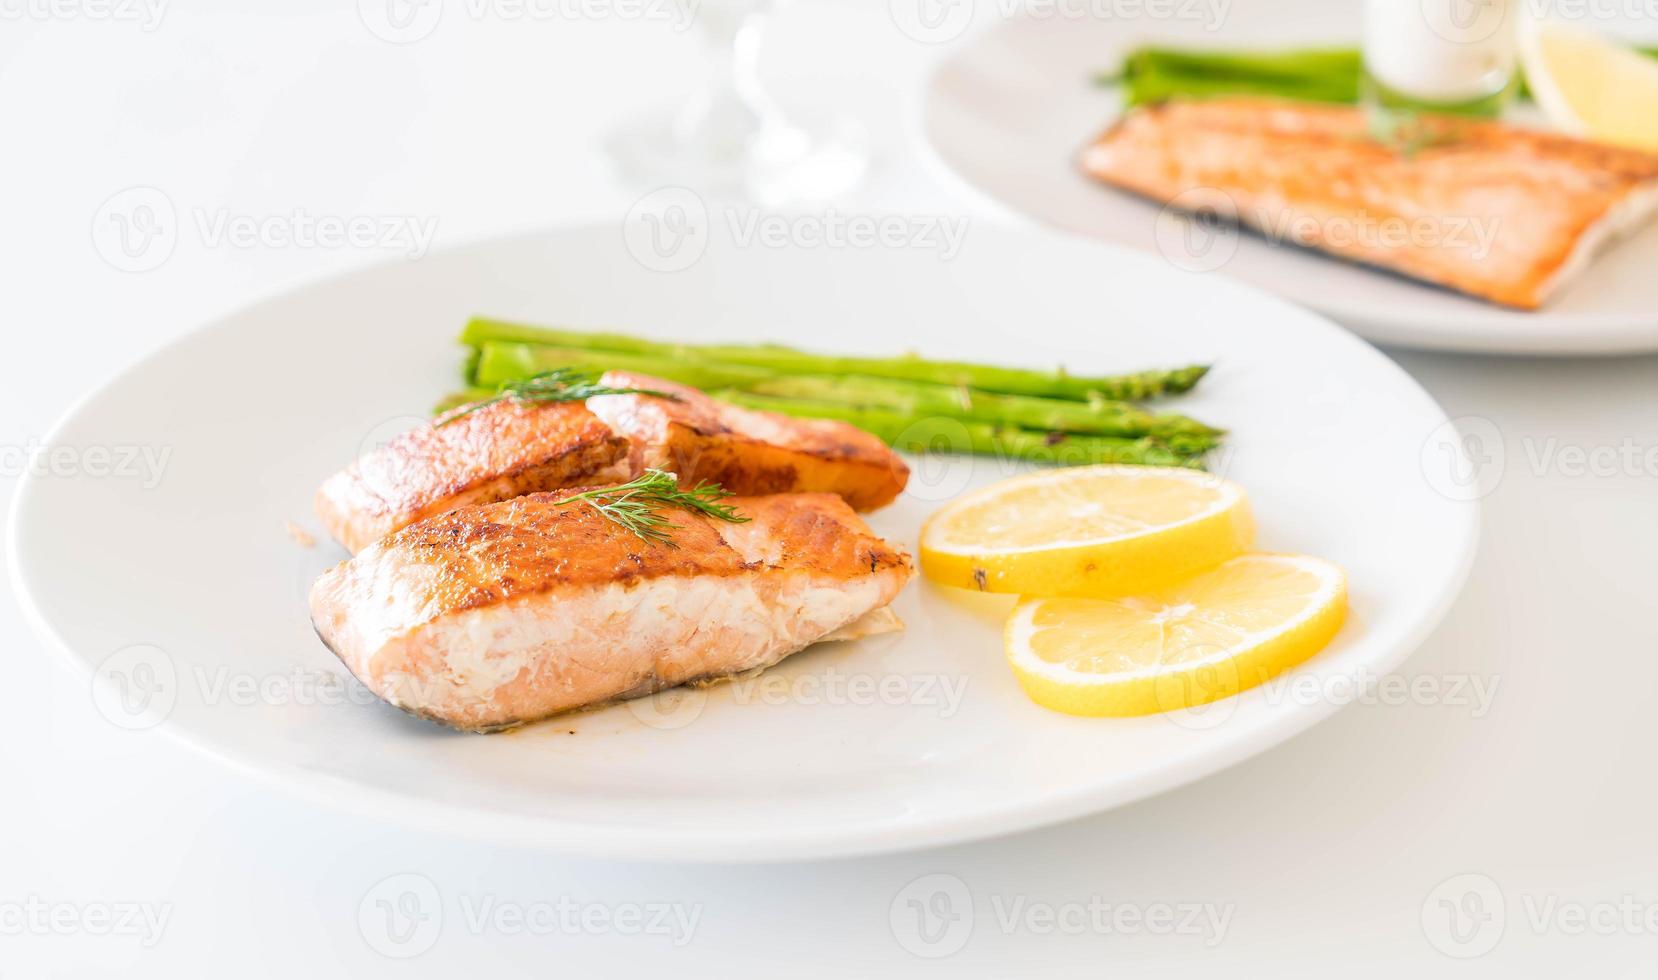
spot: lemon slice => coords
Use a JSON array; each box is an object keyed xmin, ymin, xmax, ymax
[
  {"xmin": 1005, "ymin": 553, "xmax": 1347, "ymax": 717},
  {"xmin": 920, "ymin": 465, "xmax": 1254, "ymax": 598},
  {"xmin": 1520, "ymin": 17, "xmax": 1658, "ymax": 151}
]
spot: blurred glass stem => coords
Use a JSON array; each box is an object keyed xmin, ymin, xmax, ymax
[{"xmin": 608, "ymin": 0, "xmax": 867, "ymax": 206}]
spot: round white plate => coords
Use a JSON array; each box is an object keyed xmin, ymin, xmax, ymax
[
  {"xmin": 919, "ymin": 1, "xmax": 1658, "ymax": 354},
  {"xmin": 9, "ymin": 223, "xmax": 1476, "ymax": 861}
]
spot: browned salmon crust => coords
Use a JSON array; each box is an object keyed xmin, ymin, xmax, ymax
[
  {"xmin": 315, "ymin": 375, "xmax": 910, "ymax": 553},
  {"xmin": 315, "ymin": 401, "xmax": 629, "ymax": 554},
  {"xmin": 1080, "ymin": 98, "xmax": 1658, "ymax": 309},
  {"xmin": 309, "ymin": 490, "xmax": 913, "ymax": 732},
  {"xmin": 590, "ymin": 372, "xmax": 910, "ymax": 512}
]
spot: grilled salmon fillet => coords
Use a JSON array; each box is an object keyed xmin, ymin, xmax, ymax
[
  {"xmin": 309, "ymin": 490, "xmax": 913, "ymax": 731},
  {"xmin": 315, "ymin": 375, "xmax": 909, "ymax": 553},
  {"xmin": 315, "ymin": 401, "xmax": 630, "ymax": 554},
  {"xmin": 1080, "ymin": 98, "xmax": 1658, "ymax": 309},
  {"xmin": 589, "ymin": 371, "xmax": 909, "ymax": 512}
]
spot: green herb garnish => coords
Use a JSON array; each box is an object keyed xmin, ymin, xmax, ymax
[
  {"xmin": 435, "ymin": 368, "xmax": 676, "ymax": 426},
  {"xmin": 1366, "ymin": 108, "xmax": 1465, "ymax": 159},
  {"xmin": 558, "ymin": 469, "xmax": 749, "ymax": 547}
]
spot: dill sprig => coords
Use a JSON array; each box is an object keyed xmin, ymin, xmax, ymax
[
  {"xmin": 1366, "ymin": 108, "xmax": 1463, "ymax": 159},
  {"xmin": 435, "ymin": 368, "xmax": 677, "ymax": 426},
  {"xmin": 558, "ymin": 469, "xmax": 750, "ymax": 547}
]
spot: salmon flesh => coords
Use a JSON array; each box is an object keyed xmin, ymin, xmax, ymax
[
  {"xmin": 316, "ymin": 374, "xmax": 909, "ymax": 553},
  {"xmin": 309, "ymin": 490, "xmax": 913, "ymax": 732},
  {"xmin": 1080, "ymin": 98, "xmax": 1658, "ymax": 309},
  {"xmin": 315, "ymin": 401, "xmax": 629, "ymax": 554},
  {"xmin": 588, "ymin": 371, "xmax": 909, "ymax": 513}
]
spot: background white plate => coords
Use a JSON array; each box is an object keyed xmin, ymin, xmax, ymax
[
  {"xmin": 920, "ymin": 0, "xmax": 1658, "ymax": 354},
  {"xmin": 9, "ymin": 224, "xmax": 1476, "ymax": 861}
]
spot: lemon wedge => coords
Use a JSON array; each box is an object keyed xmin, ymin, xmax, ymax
[
  {"xmin": 920, "ymin": 465, "xmax": 1254, "ymax": 598},
  {"xmin": 1520, "ymin": 17, "xmax": 1658, "ymax": 151},
  {"xmin": 1004, "ymin": 553, "xmax": 1347, "ymax": 717}
]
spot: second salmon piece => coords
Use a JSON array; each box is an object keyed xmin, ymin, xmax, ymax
[
  {"xmin": 315, "ymin": 373, "xmax": 910, "ymax": 552},
  {"xmin": 588, "ymin": 371, "xmax": 909, "ymax": 512}
]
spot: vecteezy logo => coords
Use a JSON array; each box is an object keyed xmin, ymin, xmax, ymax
[
  {"xmin": 1421, "ymin": 873, "xmax": 1505, "ymax": 958},
  {"xmin": 359, "ymin": 873, "xmax": 443, "ymax": 958},
  {"xmin": 1153, "ymin": 189, "xmax": 1240, "ymax": 274},
  {"xmin": 1422, "ymin": 0, "xmax": 1508, "ymax": 45},
  {"xmin": 894, "ymin": 417, "xmax": 975, "ymax": 503},
  {"xmin": 888, "ymin": 0, "xmax": 975, "ymax": 44},
  {"xmin": 890, "ymin": 873, "xmax": 973, "ymax": 958},
  {"xmin": 91, "ymin": 187, "xmax": 177, "ymax": 273},
  {"xmin": 358, "ymin": 0, "xmax": 444, "ymax": 43},
  {"xmin": 1152, "ymin": 642, "xmax": 1240, "ymax": 731},
  {"xmin": 1420, "ymin": 415, "xmax": 1504, "ymax": 502},
  {"xmin": 353, "ymin": 414, "xmax": 431, "ymax": 499},
  {"xmin": 626, "ymin": 685, "xmax": 708, "ymax": 730},
  {"xmin": 92, "ymin": 644, "xmax": 178, "ymax": 730},
  {"xmin": 622, "ymin": 187, "xmax": 710, "ymax": 273}
]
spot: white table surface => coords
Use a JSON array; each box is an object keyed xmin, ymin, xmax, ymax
[{"xmin": 4, "ymin": 2, "xmax": 1657, "ymax": 976}]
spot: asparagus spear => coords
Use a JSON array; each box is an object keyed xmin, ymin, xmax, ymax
[
  {"xmin": 1120, "ymin": 47, "xmax": 1362, "ymax": 84},
  {"xmin": 476, "ymin": 341, "xmax": 1219, "ymax": 441},
  {"xmin": 1102, "ymin": 46, "xmax": 1363, "ymax": 106},
  {"xmin": 708, "ymin": 390, "xmax": 1208, "ymax": 468},
  {"xmin": 1103, "ymin": 44, "xmax": 1658, "ymax": 107},
  {"xmin": 462, "ymin": 318, "xmax": 1210, "ymax": 401},
  {"xmin": 473, "ymin": 341, "xmax": 775, "ymax": 391},
  {"xmin": 433, "ymin": 383, "xmax": 1214, "ymax": 465},
  {"xmin": 1126, "ymin": 68, "xmax": 1360, "ymax": 108},
  {"xmin": 741, "ymin": 374, "xmax": 1222, "ymax": 442}
]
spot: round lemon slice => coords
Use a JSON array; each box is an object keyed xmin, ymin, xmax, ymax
[
  {"xmin": 919, "ymin": 465, "xmax": 1254, "ymax": 598},
  {"xmin": 1519, "ymin": 17, "xmax": 1658, "ymax": 151},
  {"xmin": 1005, "ymin": 554, "xmax": 1347, "ymax": 717}
]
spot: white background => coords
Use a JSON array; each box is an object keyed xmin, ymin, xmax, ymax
[{"xmin": 4, "ymin": 1, "xmax": 1658, "ymax": 975}]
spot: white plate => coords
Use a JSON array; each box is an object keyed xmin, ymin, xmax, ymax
[
  {"xmin": 919, "ymin": 1, "xmax": 1658, "ymax": 354},
  {"xmin": 8, "ymin": 224, "xmax": 1476, "ymax": 861}
]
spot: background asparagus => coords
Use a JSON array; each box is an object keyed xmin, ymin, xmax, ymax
[
  {"xmin": 1113, "ymin": 47, "xmax": 1362, "ymax": 107},
  {"xmin": 1103, "ymin": 44, "xmax": 1658, "ymax": 109}
]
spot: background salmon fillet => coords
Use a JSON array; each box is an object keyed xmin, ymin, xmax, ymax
[{"xmin": 1081, "ymin": 98, "xmax": 1658, "ymax": 309}]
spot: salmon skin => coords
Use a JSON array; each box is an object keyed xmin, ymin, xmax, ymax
[
  {"xmin": 309, "ymin": 490, "xmax": 912, "ymax": 732},
  {"xmin": 315, "ymin": 374, "xmax": 909, "ymax": 553},
  {"xmin": 1080, "ymin": 98, "xmax": 1658, "ymax": 309}
]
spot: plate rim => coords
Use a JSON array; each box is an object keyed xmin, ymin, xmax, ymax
[{"xmin": 6, "ymin": 224, "xmax": 1481, "ymax": 862}]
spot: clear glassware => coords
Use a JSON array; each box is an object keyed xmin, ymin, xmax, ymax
[
  {"xmin": 1363, "ymin": 0, "xmax": 1517, "ymax": 119},
  {"xmin": 606, "ymin": 0, "xmax": 868, "ymax": 206}
]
